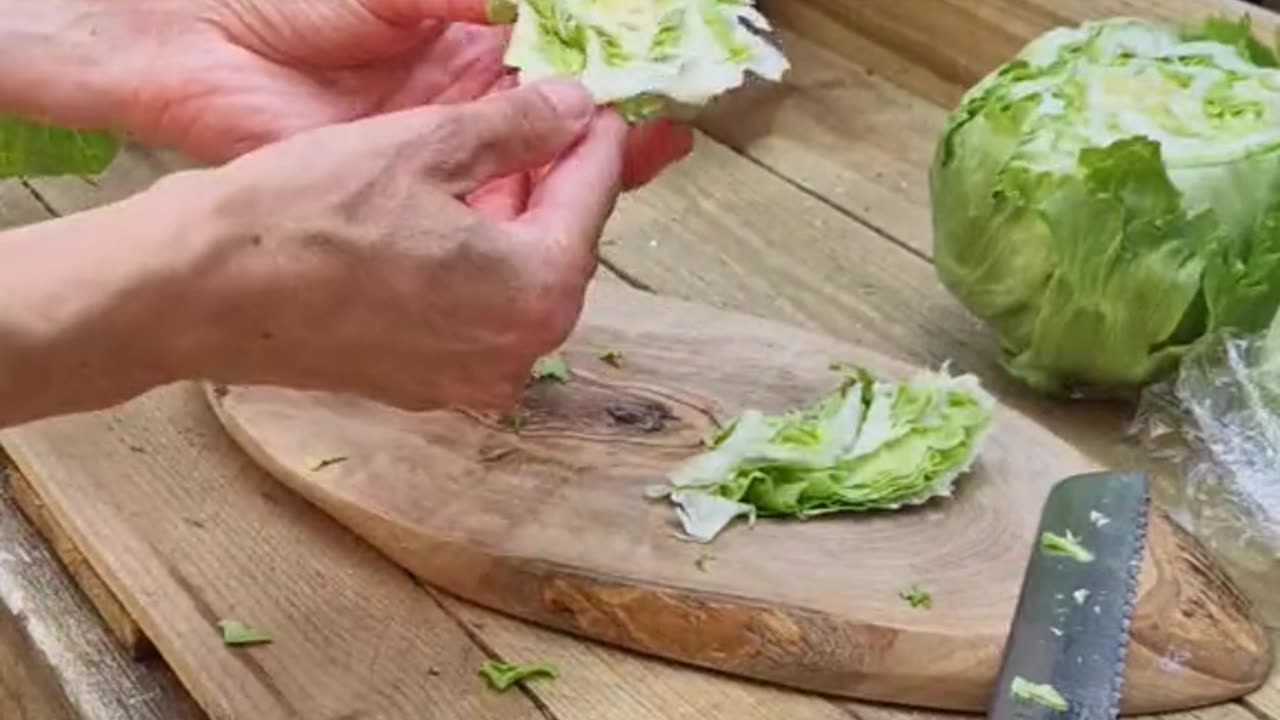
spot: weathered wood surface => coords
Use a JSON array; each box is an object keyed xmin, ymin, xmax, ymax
[
  {"xmin": 4, "ymin": 0, "xmax": 1280, "ymax": 718},
  {"xmin": 0, "ymin": 459, "xmax": 204, "ymax": 720}
]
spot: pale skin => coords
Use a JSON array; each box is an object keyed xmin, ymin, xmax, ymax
[{"xmin": 0, "ymin": 0, "xmax": 694, "ymax": 428}]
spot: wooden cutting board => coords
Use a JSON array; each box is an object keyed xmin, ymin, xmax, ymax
[{"xmin": 208, "ymin": 281, "xmax": 1271, "ymax": 713}]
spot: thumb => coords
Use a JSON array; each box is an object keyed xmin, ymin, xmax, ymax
[
  {"xmin": 420, "ymin": 80, "xmax": 597, "ymax": 195},
  {"xmin": 360, "ymin": 0, "xmax": 513, "ymax": 24}
]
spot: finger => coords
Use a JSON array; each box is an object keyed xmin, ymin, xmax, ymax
[
  {"xmin": 421, "ymin": 79, "xmax": 596, "ymax": 194},
  {"xmin": 374, "ymin": 24, "xmax": 511, "ymax": 111},
  {"xmin": 622, "ymin": 117, "xmax": 695, "ymax": 190},
  {"xmin": 360, "ymin": 0, "xmax": 507, "ymax": 24},
  {"xmin": 466, "ymin": 173, "xmax": 531, "ymax": 220},
  {"xmin": 461, "ymin": 76, "xmax": 531, "ymax": 219},
  {"xmin": 518, "ymin": 110, "xmax": 628, "ymax": 254}
]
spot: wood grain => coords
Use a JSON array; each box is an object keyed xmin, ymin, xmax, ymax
[
  {"xmin": 8, "ymin": 465, "xmax": 154, "ymax": 660},
  {"xmin": 0, "ymin": 458, "xmax": 204, "ymax": 720},
  {"xmin": 767, "ymin": 0, "xmax": 1276, "ymax": 105},
  {"xmin": 208, "ymin": 280, "xmax": 1271, "ymax": 713},
  {"xmin": 0, "ymin": 384, "xmax": 551, "ymax": 720}
]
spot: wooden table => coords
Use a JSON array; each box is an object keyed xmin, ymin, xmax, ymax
[{"xmin": 4, "ymin": 1, "xmax": 1280, "ymax": 718}]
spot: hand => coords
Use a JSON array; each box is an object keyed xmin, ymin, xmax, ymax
[
  {"xmin": 154, "ymin": 79, "xmax": 625, "ymax": 411},
  {"xmin": 3, "ymin": 0, "xmax": 691, "ymax": 188}
]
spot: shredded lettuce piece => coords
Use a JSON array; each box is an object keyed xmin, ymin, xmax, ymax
[
  {"xmin": 1040, "ymin": 530, "xmax": 1095, "ymax": 563},
  {"xmin": 0, "ymin": 116, "xmax": 118, "ymax": 178},
  {"xmin": 503, "ymin": 0, "xmax": 790, "ymax": 120},
  {"xmin": 650, "ymin": 365, "xmax": 996, "ymax": 542},
  {"xmin": 217, "ymin": 619, "xmax": 272, "ymax": 647},
  {"xmin": 900, "ymin": 585, "xmax": 933, "ymax": 609},
  {"xmin": 1010, "ymin": 676, "xmax": 1069, "ymax": 711},
  {"xmin": 479, "ymin": 660, "xmax": 559, "ymax": 691},
  {"xmin": 531, "ymin": 353, "xmax": 571, "ymax": 382}
]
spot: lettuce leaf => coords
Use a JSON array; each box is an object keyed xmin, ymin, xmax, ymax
[
  {"xmin": 479, "ymin": 660, "xmax": 559, "ymax": 691},
  {"xmin": 0, "ymin": 116, "xmax": 118, "ymax": 178},
  {"xmin": 649, "ymin": 365, "xmax": 996, "ymax": 542},
  {"xmin": 502, "ymin": 0, "xmax": 790, "ymax": 120},
  {"xmin": 216, "ymin": 619, "xmax": 272, "ymax": 647},
  {"xmin": 1010, "ymin": 676, "xmax": 1068, "ymax": 711}
]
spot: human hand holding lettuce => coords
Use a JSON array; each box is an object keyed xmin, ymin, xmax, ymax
[
  {"xmin": 0, "ymin": 0, "xmax": 698, "ymax": 184},
  {"xmin": 0, "ymin": 80, "xmax": 647, "ymax": 428}
]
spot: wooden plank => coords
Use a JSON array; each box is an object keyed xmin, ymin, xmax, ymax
[
  {"xmin": 9, "ymin": 459, "xmax": 154, "ymax": 659},
  {"xmin": 430, "ymin": 592, "xmax": 858, "ymax": 720},
  {"xmin": 699, "ymin": 29, "xmax": 947, "ymax": 257},
  {"xmin": 0, "ymin": 383, "xmax": 549, "ymax": 720},
  {"xmin": 0, "ymin": 457, "xmax": 204, "ymax": 720}
]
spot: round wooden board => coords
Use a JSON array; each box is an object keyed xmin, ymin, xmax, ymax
[{"xmin": 208, "ymin": 282, "xmax": 1270, "ymax": 712}]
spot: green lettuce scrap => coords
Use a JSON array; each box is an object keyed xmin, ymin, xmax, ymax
[
  {"xmin": 1040, "ymin": 530, "xmax": 1095, "ymax": 563},
  {"xmin": 479, "ymin": 660, "xmax": 559, "ymax": 691},
  {"xmin": 931, "ymin": 15, "xmax": 1280, "ymax": 397},
  {"xmin": 216, "ymin": 619, "xmax": 272, "ymax": 647},
  {"xmin": 0, "ymin": 116, "xmax": 118, "ymax": 178},
  {"xmin": 899, "ymin": 584, "xmax": 933, "ymax": 609},
  {"xmin": 502, "ymin": 0, "xmax": 790, "ymax": 121},
  {"xmin": 1010, "ymin": 676, "xmax": 1069, "ymax": 711},
  {"xmin": 531, "ymin": 353, "xmax": 571, "ymax": 382},
  {"xmin": 647, "ymin": 365, "xmax": 996, "ymax": 542}
]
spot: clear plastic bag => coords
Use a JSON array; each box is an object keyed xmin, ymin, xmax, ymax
[{"xmin": 1130, "ymin": 318, "xmax": 1280, "ymax": 626}]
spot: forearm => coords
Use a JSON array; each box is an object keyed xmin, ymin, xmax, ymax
[
  {"xmin": 0, "ymin": 0, "xmax": 126, "ymax": 127},
  {"xmin": 0, "ymin": 177, "xmax": 220, "ymax": 427}
]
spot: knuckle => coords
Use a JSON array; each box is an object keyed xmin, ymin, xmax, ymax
[{"xmin": 414, "ymin": 110, "xmax": 477, "ymax": 184}]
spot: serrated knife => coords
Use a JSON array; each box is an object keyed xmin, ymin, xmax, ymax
[{"xmin": 988, "ymin": 471, "xmax": 1150, "ymax": 719}]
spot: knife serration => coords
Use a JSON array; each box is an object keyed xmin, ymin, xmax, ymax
[{"xmin": 987, "ymin": 471, "xmax": 1150, "ymax": 720}]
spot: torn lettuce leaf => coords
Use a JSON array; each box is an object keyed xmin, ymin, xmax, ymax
[
  {"xmin": 1040, "ymin": 529, "xmax": 1095, "ymax": 563},
  {"xmin": 900, "ymin": 584, "xmax": 933, "ymax": 609},
  {"xmin": 1010, "ymin": 676, "xmax": 1069, "ymax": 711},
  {"xmin": 479, "ymin": 660, "xmax": 559, "ymax": 691},
  {"xmin": 649, "ymin": 365, "xmax": 996, "ymax": 542},
  {"xmin": 217, "ymin": 619, "xmax": 273, "ymax": 647},
  {"xmin": 502, "ymin": 0, "xmax": 790, "ymax": 121},
  {"xmin": 0, "ymin": 116, "xmax": 118, "ymax": 178},
  {"xmin": 531, "ymin": 353, "xmax": 571, "ymax": 382}
]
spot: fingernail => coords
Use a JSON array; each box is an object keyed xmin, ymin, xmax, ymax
[{"xmin": 537, "ymin": 81, "xmax": 595, "ymax": 123}]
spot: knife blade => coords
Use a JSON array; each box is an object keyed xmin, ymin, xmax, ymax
[{"xmin": 988, "ymin": 471, "xmax": 1150, "ymax": 720}]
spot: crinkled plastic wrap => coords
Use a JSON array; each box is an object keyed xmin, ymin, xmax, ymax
[{"xmin": 1131, "ymin": 317, "xmax": 1280, "ymax": 625}]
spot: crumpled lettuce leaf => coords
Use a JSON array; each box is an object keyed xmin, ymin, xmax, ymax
[
  {"xmin": 479, "ymin": 659, "xmax": 559, "ymax": 691},
  {"xmin": 648, "ymin": 365, "xmax": 996, "ymax": 542},
  {"xmin": 502, "ymin": 0, "xmax": 790, "ymax": 120},
  {"xmin": 216, "ymin": 619, "xmax": 273, "ymax": 647},
  {"xmin": 1010, "ymin": 676, "xmax": 1069, "ymax": 711},
  {"xmin": 0, "ymin": 116, "xmax": 118, "ymax": 178}
]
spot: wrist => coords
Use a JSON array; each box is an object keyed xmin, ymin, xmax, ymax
[
  {"xmin": 0, "ymin": 0, "xmax": 132, "ymax": 129},
  {"xmin": 0, "ymin": 168, "xmax": 232, "ymax": 425}
]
